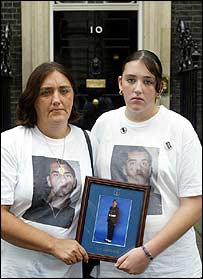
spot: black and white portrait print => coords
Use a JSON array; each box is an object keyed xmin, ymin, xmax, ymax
[
  {"xmin": 23, "ymin": 156, "xmax": 82, "ymax": 228},
  {"xmin": 111, "ymin": 145, "xmax": 162, "ymax": 215}
]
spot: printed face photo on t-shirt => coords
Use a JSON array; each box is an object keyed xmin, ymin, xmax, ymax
[
  {"xmin": 23, "ymin": 156, "xmax": 82, "ymax": 228},
  {"xmin": 111, "ymin": 145, "xmax": 162, "ymax": 215}
]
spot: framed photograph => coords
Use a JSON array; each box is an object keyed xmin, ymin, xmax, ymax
[{"xmin": 76, "ymin": 176, "xmax": 151, "ymax": 262}]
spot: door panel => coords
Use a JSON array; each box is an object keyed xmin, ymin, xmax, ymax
[{"xmin": 54, "ymin": 10, "xmax": 138, "ymax": 129}]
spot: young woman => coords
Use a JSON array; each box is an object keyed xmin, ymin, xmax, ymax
[{"xmin": 91, "ymin": 50, "xmax": 202, "ymax": 278}]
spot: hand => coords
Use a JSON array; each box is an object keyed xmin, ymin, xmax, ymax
[
  {"xmin": 114, "ymin": 247, "xmax": 150, "ymax": 275},
  {"xmin": 51, "ymin": 238, "xmax": 88, "ymax": 265}
]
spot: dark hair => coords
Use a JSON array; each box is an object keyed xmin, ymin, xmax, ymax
[
  {"xmin": 121, "ymin": 50, "xmax": 163, "ymax": 92},
  {"xmin": 16, "ymin": 62, "xmax": 80, "ymax": 127}
]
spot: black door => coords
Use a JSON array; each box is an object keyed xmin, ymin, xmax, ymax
[{"xmin": 54, "ymin": 10, "xmax": 138, "ymax": 129}]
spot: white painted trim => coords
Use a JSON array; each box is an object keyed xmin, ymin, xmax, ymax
[
  {"xmin": 50, "ymin": 1, "xmax": 139, "ymax": 11},
  {"xmin": 50, "ymin": 2, "xmax": 54, "ymax": 61},
  {"xmin": 138, "ymin": 1, "xmax": 143, "ymax": 50}
]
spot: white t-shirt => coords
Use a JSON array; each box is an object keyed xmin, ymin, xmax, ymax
[
  {"xmin": 91, "ymin": 105, "xmax": 202, "ymax": 278},
  {"xmin": 1, "ymin": 125, "xmax": 95, "ymax": 278}
]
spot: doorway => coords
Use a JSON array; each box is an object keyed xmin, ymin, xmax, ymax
[{"xmin": 54, "ymin": 10, "xmax": 138, "ymax": 129}]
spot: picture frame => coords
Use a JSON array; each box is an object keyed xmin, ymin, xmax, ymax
[{"xmin": 76, "ymin": 176, "xmax": 151, "ymax": 262}]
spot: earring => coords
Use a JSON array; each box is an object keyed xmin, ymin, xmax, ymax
[
  {"xmin": 156, "ymin": 94, "xmax": 161, "ymax": 100},
  {"xmin": 119, "ymin": 89, "xmax": 123, "ymax": 96}
]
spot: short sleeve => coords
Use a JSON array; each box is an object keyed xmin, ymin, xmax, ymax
[
  {"xmin": 178, "ymin": 124, "xmax": 202, "ymax": 197},
  {"xmin": 1, "ymin": 131, "xmax": 19, "ymax": 205}
]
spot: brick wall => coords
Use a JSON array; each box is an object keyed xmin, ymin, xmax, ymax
[
  {"xmin": 170, "ymin": 1, "xmax": 202, "ymax": 142},
  {"xmin": 1, "ymin": 0, "xmax": 22, "ymax": 128},
  {"xmin": 1, "ymin": 1, "xmax": 202, "ymax": 142}
]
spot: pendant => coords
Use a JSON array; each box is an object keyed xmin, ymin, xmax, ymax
[{"xmin": 58, "ymin": 166, "xmax": 65, "ymax": 175}]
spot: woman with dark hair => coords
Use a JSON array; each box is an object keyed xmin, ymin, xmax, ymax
[
  {"xmin": 16, "ymin": 62, "xmax": 80, "ymax": 127},
  {"xmin": 1, "ymin": 62, "xmax": 96, "ymax": 278},
  {"xmin": 91, "ymin": 50, "xmax": 202, "ymax": 278}
]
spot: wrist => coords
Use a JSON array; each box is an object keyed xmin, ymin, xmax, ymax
[{"xmin": 142, "ymin": 245, "xmax": 154, "ymax": 261}]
